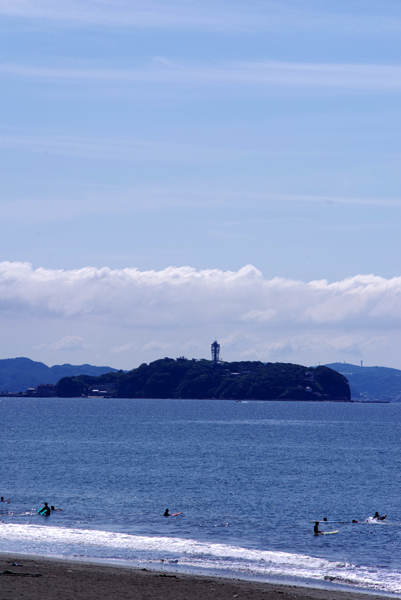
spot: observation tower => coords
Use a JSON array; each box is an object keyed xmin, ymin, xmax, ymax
[{"xmin": 211, "ymin": 340, "xmax": 220, "ymax": 366}]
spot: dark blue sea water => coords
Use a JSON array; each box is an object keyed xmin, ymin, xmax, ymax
[{"xmin": 0, "ymin": 398, "xmax": 400, "ymax": 595}]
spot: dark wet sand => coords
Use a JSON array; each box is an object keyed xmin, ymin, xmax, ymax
[{"xmin": 0, "ymin": 553, "xmax": 392, "ymax": 600}]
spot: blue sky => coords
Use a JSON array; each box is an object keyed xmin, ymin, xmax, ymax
[{"xmin": 1, "ymin": 1, "xmax": 401, "ymax": 370}]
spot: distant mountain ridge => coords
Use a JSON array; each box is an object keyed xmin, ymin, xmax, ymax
[
  {"xmin": 326, "ymin": 362, "xmax": 401, "ymax": 400},
  {"xmin": 0, "ymin": 357, "xmax": 118, "ymax": 393}
]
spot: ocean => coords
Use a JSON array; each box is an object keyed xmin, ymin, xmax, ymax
[{"xmin": 0, "ymin": 398, "xmax": 400, "ymax": 596}]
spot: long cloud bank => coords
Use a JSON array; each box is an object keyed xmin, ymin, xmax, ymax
[{"xmin": 1, "ymin": 262, "xmax": 401, "ymax": 329}]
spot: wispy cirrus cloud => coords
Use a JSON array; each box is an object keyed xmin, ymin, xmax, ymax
[
  {"xmin": 0, "ymin": 0, "xmax": 400, "ymax": 35},
  {"xmin": 1, "ymin": 184, "xmax": 400, "ymax": 226},
  {"xmin": 0, "ymin": 0, "xmax": 252, "ymax": 30},
  {"xmin": 0, "ymin": 131, "xmax": 241, "ymax": 163},
  {"xmin": 2, "ymin": 59, "xmax": 401, "ymax": 92}
]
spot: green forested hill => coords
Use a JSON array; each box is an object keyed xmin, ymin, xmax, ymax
[
  {"xmin": 56, "ymin": 358, "xmax": 351, "ymax": 401},
  {"xmin": 326, "ymin": 362, "xmax": 401, "ymax": 400}
]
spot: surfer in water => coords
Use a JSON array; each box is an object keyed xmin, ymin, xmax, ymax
[
  {"xmin": 373, "ymin": 512, "xmax": 387, "ymax": 521},
  {"xmin": 39, "ymin": 502, "xmax": 51, "ymax": 516},
  {"xmin": 314, "ymin": 521, "xmax": 323, "ymax": 535},
  {"xmin": 164, "ymin": 509, "xmax": 170, "ymax": 517}
]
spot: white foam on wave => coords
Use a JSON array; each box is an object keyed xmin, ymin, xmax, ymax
[
  {"xmin": 0, "ymin": 524, "xmax": 400, "ymax": 595},
  {"xmin": 365, "ymin": 517, "xmax": 387, "ymax": 524}
]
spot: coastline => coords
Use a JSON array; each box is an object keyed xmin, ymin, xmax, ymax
[{"xmin": 0, "ymin": 553, "xmax": 397, "ymax": 600}]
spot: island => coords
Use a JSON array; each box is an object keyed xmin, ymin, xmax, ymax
[{"xmin": 56, "ymin": 358, "xmax": 351, "ymax": 401}]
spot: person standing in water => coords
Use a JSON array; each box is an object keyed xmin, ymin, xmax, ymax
[
  {"xmin": 314, "ymin": 521, "xmax": 322, "ymax": 535},
  {"xmin": 39, "ymin": 502, "xmax": 51, "ymax": 516}
]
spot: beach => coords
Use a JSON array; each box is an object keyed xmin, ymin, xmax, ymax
[{"xmin": 0, "ymin": 553, "xmax": 391, "ymax": 600}]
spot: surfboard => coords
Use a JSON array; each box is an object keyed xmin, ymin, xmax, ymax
[
  {"xmin": 314, "ymin": 530, "xmax": 339, "ymax": 536},
  {"xmin": 171, "ymin": 512, "xmax": 181, "ymax": 516}
]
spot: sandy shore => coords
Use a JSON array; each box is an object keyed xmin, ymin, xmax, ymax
[{"xmin": 0, "ymin": 553, "xmax": 393, "ymax": 600}]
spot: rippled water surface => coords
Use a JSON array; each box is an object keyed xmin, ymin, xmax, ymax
[{"xmin": 0, "ymin": 399, "xmax": 400, "ymax": 595}]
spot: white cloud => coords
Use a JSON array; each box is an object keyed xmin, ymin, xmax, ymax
[
  {"xmin": 2, "ymin": 261, "xmax": 401, "ymax": 368},
  {"xmin": 111, "ymin": 343, "xmax": 136, "ymax": 354},
  {"xmin": 241, "ymin": 308, "xmax": 277, "ymax": 322},
  {"xmin": 215, "ymin": 331, "xmax": 389, "ymax": 364},
  {"xmin": 141, "ymin": 340, "xmax": 172, "ymax": 352},
  {"xmin": 51, "ymin": 335, "xmax": 84, "ymax": 351},
  {"xmin": 262, "ymin": 333, "xmax": 388, "ymax": 358},
  {"xmin": 1, "ymin": 262, "xmax": 401, "ymax": 330}
]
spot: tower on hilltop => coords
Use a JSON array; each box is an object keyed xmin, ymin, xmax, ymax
[{"xmin": 211, "ymin": 340, "xmax": 220, "ymax": 366}]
